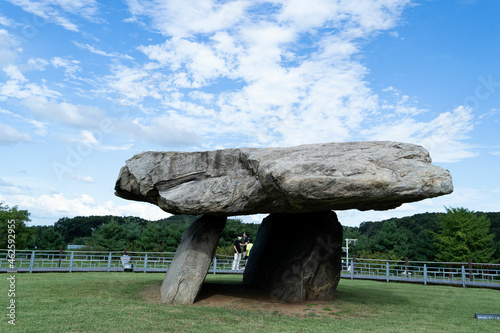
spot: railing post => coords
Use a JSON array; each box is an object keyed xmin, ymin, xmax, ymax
[
  {"xmin": 462, "ymin": 265, "xmax": 466, "ymax": 288},
  {"xmin": 58, "ymin": 247, "xmax": 63, "ymax": 267},
  {"xmin": 69, "ymin": 252, "xmax": 74, "ymax": 273},
  {"xmin": 405, "ymin": 257, "xmax": 409, "ymax": 278},
  {"xmin": 386, "ymin": 261, "xmax": 390, "ymax": 283},
  {"xmin": 424, "ymin": 264, "xmax": 427, "ymax": 285},
  {"xmin": 468, "ymin": 259, "xmax": 473, "ymax": 282},
  {"xmin": 143, "ymin": 254, "xmax": 148, "ymax": 273},
  {"xmin": 29, "ymin": 250, "xmax": 35, "ymax": 273},
  {"xmin": 213, "ymin": 257, "xmax": 217, "ymax": 275},
  {"xmin": 107, "ymin": 252, "xmax": 112, "ymax": 272},
  {"xmin": 350, "ymin": 259, "xmax": 354, "ymax": 279}
]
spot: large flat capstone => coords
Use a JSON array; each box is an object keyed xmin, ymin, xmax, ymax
[{"xmin": 114, "ymin": 141, "xmax": 453, "ymax": 216}]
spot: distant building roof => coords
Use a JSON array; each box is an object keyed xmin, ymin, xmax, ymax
[{"xmin": 67, "ymin": 245, "xmax": 86, "ymax": 250}]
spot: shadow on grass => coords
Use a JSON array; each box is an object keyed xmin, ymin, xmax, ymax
[
  {"xmin": 196, "ymin": 275, "xmax": 406, "ymax": 309},
  {"xmin": 132, "ymin": 273, "xmax": 407, "ymax": 320},
  {"xmin": 196, "ymin": 281, "xmax": 268, "ymax": 302}
]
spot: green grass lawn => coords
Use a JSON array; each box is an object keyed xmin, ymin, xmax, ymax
[{"xmin": 1, "ymin": 273, "xmax": 499, "ymax": 332}]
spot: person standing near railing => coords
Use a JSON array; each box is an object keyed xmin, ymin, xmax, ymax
[
  {"xmin": 241, "ymin": 231, "xmax": 252, "ymax": 260},
  {"xmin": 240, "ymin": 231, "xmax": 252, "ymax": 269},
  {"xmin": 232, "ymin": 235, "xmax": 243, "ymax": 270},
  {"xmin": 244, "ymin": 239, "xmax": 253, "ymax": 268}
]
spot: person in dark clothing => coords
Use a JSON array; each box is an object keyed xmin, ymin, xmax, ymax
[{"xmin": 232, "ymin": 234, "xmax": 243, "ymax": 270}]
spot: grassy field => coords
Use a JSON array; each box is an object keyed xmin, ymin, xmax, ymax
[{"xmin": 1, "ymin": 272, "xmax": 499, "ymax": 332}]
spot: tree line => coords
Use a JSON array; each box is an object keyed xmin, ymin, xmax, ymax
[
  {"xmin": 344, "ymin": 207, "xmax": 499, "ymax": 263},
  {"xmin": 0, "ymin": 203, "xmax": 260, "ymax": 256},
  {"xmin": 1, "ymin": 202, "xmax": 498, "ymax": 262}
]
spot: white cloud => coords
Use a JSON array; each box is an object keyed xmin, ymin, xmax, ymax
[
  {"xmin": 0, "ymin": 29, "xmax": 21, "ymax": 67},
  {"xmin": 103, "ymin": 65, "xmax": 158, "ymax": 102},
  {"xmin": 50, "ymin": 0, "xmax": 99, "ymax": 18},
  {"xmin": 26, "ymin": 57, "xmax": 50, "ymax": 71},
  {"xmin": 22, "ymin": 96, "xmax": 105, "ymax": 128},
  {"xmin": 69, "ymin": 129, "xmax": 133, "ymax": 151},
  {"xmin": 364, "ymin": 106, "xmax": 476, "ymax": 163},
  {"xmin": 277, "ymin": 0, "xmax": 340, "ymax": 29},
  {"xmin": 73, "ymin": 41, "xmax": 134, "ymax": 60},
  {"xmin": 381, "ymin": 86, "xmax": 427, "ymax": 116},
  {"xmin": 0, "ymin": 123, "xmax": 32, "ymax": 145},
  {"xmin": 50, "ymin": 57, "xmax": 81, "ymax": 77},
  {"xmin": 125, "ymin": 0, "xmax": 248, "ymax": 38},
  {"xmin": 0, "ymin": 14, "xmax": 19, "ymax": 27},
  {"xmin": 0, "ymin": 60, "xmax": 62, "ymax": 101},
  {"xmin": 0, "ymin": 79, "xmax": 59, "ymax": 100},
  {"xmin": 139, "ymin": 38, "xmax": 233, "ymax": 86},
  {"xmin": 479, "ymin": 108, "xmax": 499, "ymax": 120},
  {"xmin": 99, "ymin": 0, "xmax": 475, "ymax": 161},
  {"xmin": 189, "ymin": 91, "xmax": 215, "ymax": 105},
  {"xmin": 339, "ymin": 0, "xmax": 411, "ymax": 37},
  {"xmin": 0, "ymin": 107, "xmax": 48, "ymax": 136},
  {"xmin": 0, "ymin": 177, "xmax": 29, "ymax": 194},
  {"xmin": 116, "ymin": 115, "xmax": 202, "ymax": 147},
  {"xmin": 110, "ymin": 0, "xmax": 432, "ymax": 150},
  {"xmin": 71, "ymin": 174, "xmax": 95, "ymax": 183},
  {"xmin": 80, "ymin": 129, "xmax": 99, "ymax": 145},
  {"xmin": 5, "ymin": 0, "xmax": 101, "ymax": 31},
  {"xmin": 1, "ymin": 193, "xmax": 169, "ymax": 225},
  {"xmin": 0, "ymin": 177, "xmax": 15, "ymax": 187},
  {"xmin": 0, "ymin": 32, "xmax": 64, "ymax": 104},
  {"xmin": 3, "ymin": 64, "xmax": 27, "ymax": 81}
]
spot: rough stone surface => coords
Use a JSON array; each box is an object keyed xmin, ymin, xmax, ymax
[
  {"xmin": 115, "ymin": 141, "xmax": 453, "ymax": 216},
  {"xmin": 160, "ymin": 215, "xmax": 226, "ymax": 305},
  {"xmin": 243, "ymin": 211, "xmax": 343, "ymax": 302}
]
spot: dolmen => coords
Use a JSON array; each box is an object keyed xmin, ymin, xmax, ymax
[{"xmin": 114, "ymin": 141, "xmax": 453, "ymax": 304}]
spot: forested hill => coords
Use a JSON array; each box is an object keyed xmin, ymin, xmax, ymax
[
  {"xmin": 345, "ymin": 211, "xmax": 500, "ymax": 262},
  {"xmin": 28, "ymin": 214, "xmax": 260, "ymax": 256},
  {"xmin": 358, "ymin": 212, "xmax": 500, "ymax": 241}
]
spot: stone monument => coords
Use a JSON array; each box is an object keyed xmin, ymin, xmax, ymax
[{"xmin": 115, "ymin": 141, "xmax": 453, "ymax": 304}]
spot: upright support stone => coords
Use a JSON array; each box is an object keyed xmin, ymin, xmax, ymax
[
  {"xmin": 243, "ymin": 211, "xmax": 342, "ymax": 302},
  {"xmin": 161, "ymin": 215, "xmax": 226, "ymax": 305}
]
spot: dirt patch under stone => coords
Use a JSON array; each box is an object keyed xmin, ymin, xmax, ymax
[{"xmin": 139, "ymin": 282, "xmax": 339, "ymax": 317}]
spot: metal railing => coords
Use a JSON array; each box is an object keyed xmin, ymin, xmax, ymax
[
  {"xmin": 0, "ymin": 250, "xmax": 244, "ymax": 274},
  {"xmin": 1, "ymin": 250, "xmax": 498, "ymax": 289},
  {"xmin": 340, "ymin": 258, "xmax": 500, "ymax": 288}
]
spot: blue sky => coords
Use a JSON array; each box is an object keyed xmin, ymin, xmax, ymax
[{"xmin": 1, "ymin": 0, "xmax": 499, "ymax": 227}]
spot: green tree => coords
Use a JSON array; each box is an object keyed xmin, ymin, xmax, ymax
[
  {"xmin": 85, "ymin": 218, "xmax": 128, "ymax": 251},
  {"xmin": 0, "ymin": 202, "xmax": 33, "ymax": 249},
  {"xmin": 409, "ymin": 230, "xmax": 436, "ymax": 261},
  {"xmin": 367, "ymin": 221, "xmax": 412, "ymax": 259},
  {"xmin": 37, "ymin": 228, "xmax": 66, "ymax": 250},
  {"xmin": 53, "ymin": 215, "xmax": 150, "ymax": 244},
  {"xmin": 54, "ymin": 216, "xmax": 107, "ymax": 243},
  {"xmin": 355, "ymin": 249, "xmax": 403, "ymax": 260},
  {"xmin": 434, "ymin": 207, "xmax": 495, "ymax": 263},
  {"xmin": 29, "ymin": 226, "xmax": 66, "ymax": 250}
]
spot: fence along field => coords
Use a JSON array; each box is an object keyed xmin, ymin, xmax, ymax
[{"xmin": 1, "ymin": 249, "xmax": 498, "ymax": 289}]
